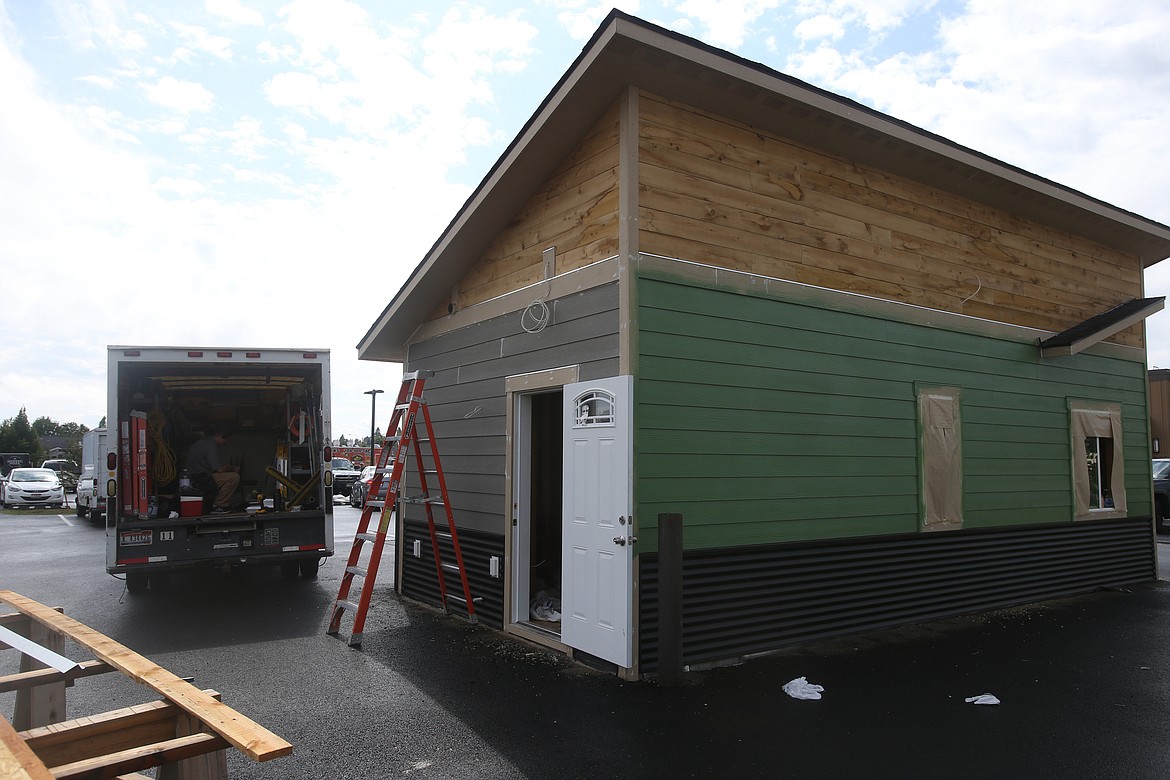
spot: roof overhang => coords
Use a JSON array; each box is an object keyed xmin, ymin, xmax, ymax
[
  {"xmin": 1039, "ymin": 297, "xmax": 1165, "ymax": 358},
  {"xmin": 358, "ymin": 10, "xmax": 1170, "ymax": 363}
]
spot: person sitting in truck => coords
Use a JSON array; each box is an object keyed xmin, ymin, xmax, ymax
[{"xmin": 186, "ymin": 430, "xmax": 240, "ymax": 514}]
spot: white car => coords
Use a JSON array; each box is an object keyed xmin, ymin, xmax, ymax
[{"xmin": 1, "ymin": 467, "xmax": 66, "ymax": 509}]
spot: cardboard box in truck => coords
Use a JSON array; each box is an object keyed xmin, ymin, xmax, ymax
[{"xmin": 106, "ymin": 346, "xmax": 335, "ymax": 592}]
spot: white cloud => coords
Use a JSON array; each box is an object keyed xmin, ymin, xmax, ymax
[
  {"xmin": 205, "ymin": 0, "xmax": 264, "ymax": 27},
  {"xmin": 142, "ymin": 75, "xmax": 215, "ymax": 113},
  {"xmin": 792, "ymin": 0, "xmax": 936, "ymax": 34},
  {"xmin": 78, "ymin": 74, "xmax": 116, "ymax": 89},
  {"xmin": 667, "ymin": 0, "xmax": 782, "ymax": 48},
  {"xmin": 169, "ymin": 22, "xmax": 236, "ymax": 60},
  {"xmin": 794, "ymin": 13, "xmax": 845, "ymax": 42}
]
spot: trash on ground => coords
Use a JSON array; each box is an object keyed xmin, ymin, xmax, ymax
[
  {"xmin": 529, "ymin": 590, "xmax": 561, "ymax": 622},
  {"xmin": 965, "ymin": 693, "xmax": 1001, "ymax": 705},
  {"xmin": 783, "ymin": 676, "xmax": 825, "ymax": 700}
]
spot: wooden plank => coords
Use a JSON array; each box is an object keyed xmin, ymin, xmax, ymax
[
  {"xmin": 0, "ymin": 592, "xmax": 291, "ymax": 763},
  {"xmin": 50, "ymin": 732, "xmax": 230, "ymax": 780},
  {"xmin": 1, "ymin": 714, "xmax": 54, "ymax": 780},
  {"xmin": 13, "ymin": 619, "xmax": 66, "ymax": 730},
  {"xmin": 0, "ymin": 660, "xmax": 114, "ymax": 693},
  {"xmin": 19, "ymin": 691, "xmax": 222, "ymax": 768}
]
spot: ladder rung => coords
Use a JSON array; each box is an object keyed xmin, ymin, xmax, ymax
[
  {"xmin": 441, "ymin": 563, "xmax": 461, "ymax": 572},
  {"xmin": 447, "ymin": 595, "xmax": 483, "ymax": 604},
  {"xmin": 366, "ymin": 500, "xmax": 385, "ymax": 508},
  {"xmin": 404, "ymin": 496, "xmax": 444, "ymax": 505},
  {"xmin": 334, "ymin": 599, "xmax": 360, "ymax": 612},
  {"xmin": 356, "ymin": 532, "xmax": 378, "ymax": 543},
  {"xmin": 346, "ymin": 565, "xmax": 367, "ymax": 577},
  {"xmin": 435, "ymin": 531, "xmax": 453, "ymax": 539}
]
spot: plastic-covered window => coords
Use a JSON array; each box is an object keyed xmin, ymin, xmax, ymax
[
  {"xmin": 918, "ymin": 387, "xmax": 962, "ymax": 532},
  {"xmin": 1070, "ymin": 402, "xmax": 1126, "ymax": 520}
]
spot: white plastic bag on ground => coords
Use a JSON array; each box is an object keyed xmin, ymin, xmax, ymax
[
  {"xmin": 783, "ymin": 676, "xmax": 825, "ymax": 700},
  {"xmin": 965, "ymin": 693, "xmax": 1000, "ymax": 705},
  {"xmin": 529, "ymin": 590, "xmax": 561, "ymax": 622}
]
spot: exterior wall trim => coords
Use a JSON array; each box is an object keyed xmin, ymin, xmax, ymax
[
  {"xmin": 409, "ymin": 257, "xmax": 620, "ymax": 345},
  {"xmin": 636, "ymin": 253, "xmax": 1146, "ymax": 360}
]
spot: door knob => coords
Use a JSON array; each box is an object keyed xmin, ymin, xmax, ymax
[{"xmin": 612, "ymin": 536, "xmax": 626, "ymax": 546}]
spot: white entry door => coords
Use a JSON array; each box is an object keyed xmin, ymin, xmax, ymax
[{"xmin": 561, "ymin": 375, "xmax": 633, "ymax": 667}]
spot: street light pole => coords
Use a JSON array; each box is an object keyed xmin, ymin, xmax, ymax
[{"xmin": 364, "ymin": 389, "xmax": 383, "ymax": 468}]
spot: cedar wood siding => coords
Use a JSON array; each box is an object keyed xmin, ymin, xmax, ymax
[
  {"xmin": 636, "ymin": 93, "xmax": 1146, "ymax": 347},
  {"xmin": 439, "ymin": 104, "xmax": 621, "ymax": 318},
  {"xmin": 634, "ymin": 261, "xmax": 1152, "ymax": 553}
]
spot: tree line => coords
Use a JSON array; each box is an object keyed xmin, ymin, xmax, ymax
[{"xmin": 0, "ymin": 407, "xmax": 96, "ymax": 464}]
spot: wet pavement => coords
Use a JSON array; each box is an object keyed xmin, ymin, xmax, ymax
[{"xmin": 3, "ymin": 507, "xmax": 1169, "ymax": 778}]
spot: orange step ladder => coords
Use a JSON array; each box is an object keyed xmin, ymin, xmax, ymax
[{"xmin": 326, "ymin": 370, "xmax": 478, "ymax": 647}]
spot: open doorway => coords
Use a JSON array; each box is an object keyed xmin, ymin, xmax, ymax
[{"xmin": 512, "ymin": 389, "xmax": 563, "ymax": 636}]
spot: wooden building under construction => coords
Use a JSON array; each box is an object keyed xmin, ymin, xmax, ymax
[{"xmin": 357, "ymin": 10, "xmax": 1170, "ymax": 679}]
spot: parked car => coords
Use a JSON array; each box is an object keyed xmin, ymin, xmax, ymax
[
  {"xmin": 1, "ymin": 467, "xmax": 66, "ymax": 509},
  {"xmin": 41, "ymin": 458, "xmax": 80, "ymax": 491},
  {"xmin": 330, "ymin": 457, "xmax": 362, "ymax": 498},
  {"xmin": 349, "ymin": 466, "xmax": 390, "ymax": 508},
  {"xmin": 1154, "ymin": 459, "xmax": 1170, "ymax": 532}
]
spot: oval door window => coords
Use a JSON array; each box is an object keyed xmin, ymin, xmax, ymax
[{"xmin": 573, "ymin": 390, "xmax": 615, "ymax": 427}]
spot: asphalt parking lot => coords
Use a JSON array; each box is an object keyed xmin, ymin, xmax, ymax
[{"xmin": 3, "ymin": 503, "xmax": 1170, "ymax": 779}]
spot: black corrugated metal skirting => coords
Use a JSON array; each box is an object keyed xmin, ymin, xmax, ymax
[
  {"xmin": 401, "ymin": 520, "xmax": 505, "ymax": 629},
  {"xmin": 638, "ymin": 517, "xmax": 1156, "ymax": 675}
]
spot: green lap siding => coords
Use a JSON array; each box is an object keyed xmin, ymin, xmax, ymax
[{"xmin": 635, "ymin": 269, "xmax": 1152, "ymax": 551}]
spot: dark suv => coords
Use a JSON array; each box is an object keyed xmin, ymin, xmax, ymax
[{"xmin": 1154, "ymin": 460, "xmax": 1170, "ymax": 532}]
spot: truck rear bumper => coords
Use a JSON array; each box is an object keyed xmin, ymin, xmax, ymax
[{"xmin": 107, "ymin": 509, "xmax": 333, "ymax": 572}]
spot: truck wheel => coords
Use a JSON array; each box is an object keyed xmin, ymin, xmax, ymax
[
  {"xmin": 126, "ymin": 572, "xmax": 148, "ymax": 593},
  {"xmin": 76, "ymin": 502, "xmax": 88, "ymax": 519},
  {"xmin": 299, "ymin": 558, "xmax": 321, "ymax": 579}
]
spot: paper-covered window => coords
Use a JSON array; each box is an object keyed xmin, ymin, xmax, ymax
[
  {"xmin": 1070, "ymin": 402, "xmax": 1126, "ymax": 520},
  {"xmin": 918, "ymin": 387, "xmax": 962, "ymax": 532},
  {"xmin": 573, "ymin": 390, "xmax": 615, "ymax": 427}
]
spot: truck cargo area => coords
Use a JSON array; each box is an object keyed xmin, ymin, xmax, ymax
[{"xmin": 106, "ymin": 347, "xmax": 334, "ymax": 592}]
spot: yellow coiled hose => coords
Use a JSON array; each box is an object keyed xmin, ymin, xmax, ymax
[{"xmin": 147, "ymin": 408, "xmax": 177, "ymax": 486}]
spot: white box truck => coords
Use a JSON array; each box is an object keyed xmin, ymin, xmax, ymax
[
  {"xmin": 76, "ymin": 427, "xmax": 108, "ymax": 521},
  {"xmin": 106, "ymin": 346, "xmax": 335, "ymax": 592}
]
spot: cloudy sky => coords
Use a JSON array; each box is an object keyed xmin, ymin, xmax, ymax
[{"xmin": 2, "ymin": 0, "xmax": 1169, "ymax": 441}]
